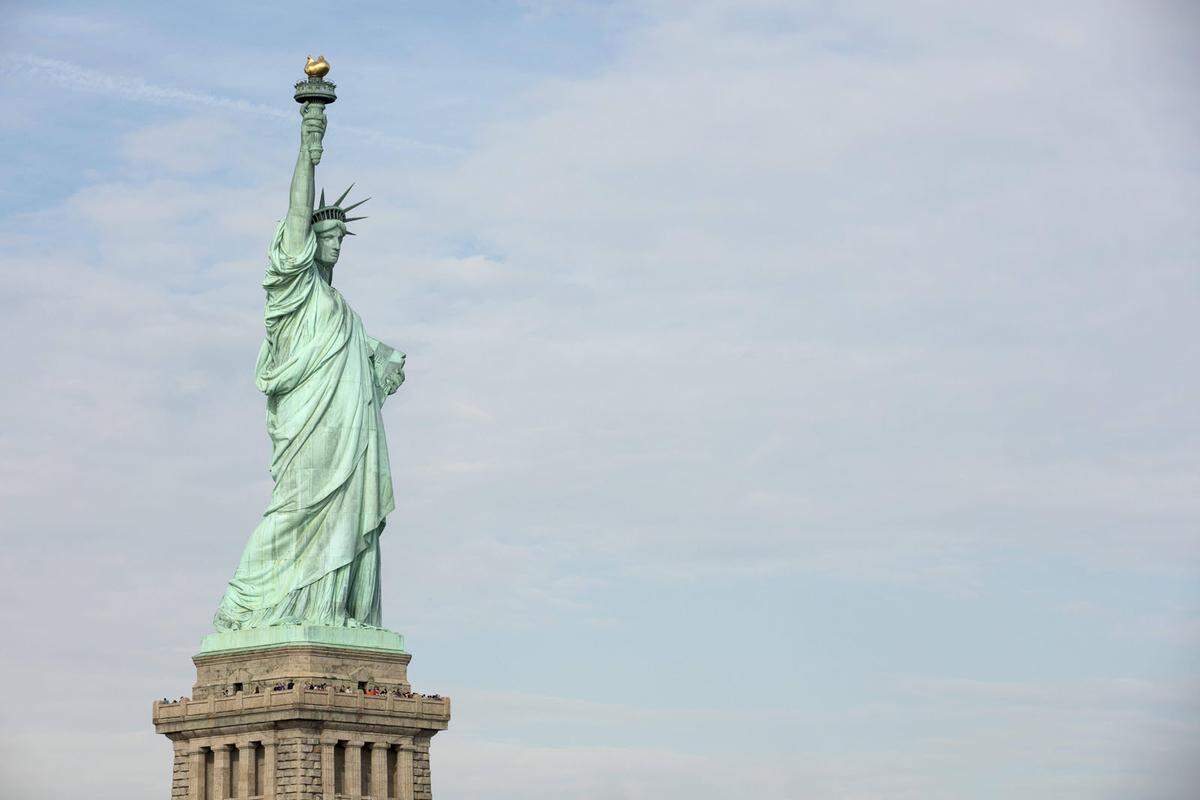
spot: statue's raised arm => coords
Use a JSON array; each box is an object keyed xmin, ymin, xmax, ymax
[{"xmin": 282, "ymin": 103, "xmax": 326, "ymax": 255}]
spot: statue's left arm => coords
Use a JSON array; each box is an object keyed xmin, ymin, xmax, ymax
[{"xmin": 365, "ymin": 335, "xmax": 406, "ymax": 404}]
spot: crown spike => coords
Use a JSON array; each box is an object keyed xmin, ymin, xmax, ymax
[
  {"xmin": 344, "ymin": 230, "xmax": 356, "ymax": 236},
  {"xmin": 344, "ymin": 216, "xmax": 368, "ymax": 222},
  {"xmin": 333, "ymin": 183, "xmax": 355, "ymax": 208},
  {"xmin": 342, "ymin": 197, "xmax": 370, "ymax": 213},
  {"xmin": 319, "ymin": 188, "xmax": 326, "ymax": 207}
]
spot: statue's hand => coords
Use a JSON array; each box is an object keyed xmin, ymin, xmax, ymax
[{"xmin": 300, "ymin": 103, "xmax": 326, "ymax": 164}]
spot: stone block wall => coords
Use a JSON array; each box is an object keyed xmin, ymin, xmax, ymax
[
  {"xmin": 275, "ymin": 732, "xmax": 323, "ymax": 799},
  {"xmin": 171, "ymin": 744, "xmax": 189, "ymax": 799},
  {"xmin": 413, "ymin": 738, "xmax": 432, "ymax": 800}
]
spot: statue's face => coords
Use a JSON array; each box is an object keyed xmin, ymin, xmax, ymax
[{"xmin": 315, "ymin": 227, "xmax": 344, "ymax": 266}]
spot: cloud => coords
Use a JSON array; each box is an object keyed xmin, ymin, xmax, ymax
[
  {"xmin": 401, "ymin": 0, "xmax": 1200, "ymax": 581},
  {"xmin": 429, "ymin": 675, "xmax": 1200, "ymax": 800},
  {"xmin": 120, "ymin": 115, "xmax": 256, "ymax": 175}
]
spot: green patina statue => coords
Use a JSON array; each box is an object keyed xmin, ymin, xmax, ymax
[{"xmin": 213, "ymin": 62, "xmax": 406, "ymax": 633}]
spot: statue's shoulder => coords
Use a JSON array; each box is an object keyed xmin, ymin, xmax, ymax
[{"xmin": 268, "ymin": 226, "xmax": 317, "ymax": 278}]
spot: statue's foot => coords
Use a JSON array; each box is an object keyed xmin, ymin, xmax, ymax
[{"xmin": 343, "ymin": 618, "xmax": 383, "ymax": 630}]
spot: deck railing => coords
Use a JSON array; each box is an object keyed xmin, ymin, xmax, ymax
[{"xmin": 153, "ymin": 687, "xmax": 449, "ymax": 720}]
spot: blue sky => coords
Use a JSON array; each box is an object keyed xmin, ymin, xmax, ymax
[{"xmin": 1, "ymin": 2, "xmax": 1198, "ymax": 798}]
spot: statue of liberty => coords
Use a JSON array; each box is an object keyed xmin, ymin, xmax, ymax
[{"xmin": 213, "ymin": 88, "xmax": 406, "ymax": 632}]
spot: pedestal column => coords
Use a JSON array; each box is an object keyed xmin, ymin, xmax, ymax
[
  {"xmin": 213, "ymin": 744, "xmax": 231, "ymax": 799},
  {"xmin": 345, "ymin": 740, "xmax": 364, "ymax": 799},
  {"xmin": 261, "ymin": 741, "xmax": 276, "ymax": 800},
  {"xmin": 370, "ymin": 742, "xmax": 388, "ymax": 799},
  {"xmin": 321, "ymin": 740, "xmax": 336, "ymax": 798},
  {"xmin": 396, "ymin": 740, "xmax": 414, "ymax": 800},
  {"xmin": 237, "ymin": 741, "xmax": 255, "ymax": 798},
  {"xmin": 191, "ymin": 747, "xmax": 207, "ymax": 800}
]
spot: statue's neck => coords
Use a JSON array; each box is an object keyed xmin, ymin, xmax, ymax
[{"xmin": 316, "ymin": 263, "xmax": 334, "ymax": 286}]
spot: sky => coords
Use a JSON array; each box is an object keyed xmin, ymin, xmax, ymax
[{"xmin": 0, "ymin": 1, "xmax": 1198, "ymax": 798}]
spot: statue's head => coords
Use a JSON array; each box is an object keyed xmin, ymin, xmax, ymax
[
  {"xmin": 311, "ymin": 184, "xmax": 368, "ymax": 270},
  {"xmin": 313, "ymin": 218, "xmax": 345, "ymax": 266}
]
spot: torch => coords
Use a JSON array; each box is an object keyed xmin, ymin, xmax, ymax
[{"xmin": 294, "ymin": 55, "xmax": 336, "ymax": 163}]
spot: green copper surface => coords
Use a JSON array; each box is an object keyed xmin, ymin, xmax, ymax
[
  {"xmin": 211, "ymin": 75, "xmax": 406, "ymax": 635},
  {"xmin": 199, "ymin": 625, "xmax": 405, "ymax": 655}
]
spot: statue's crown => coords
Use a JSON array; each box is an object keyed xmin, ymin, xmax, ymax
[{"xmin": 312, "ymin": 184, "xmax": 368, "ymax": 235}]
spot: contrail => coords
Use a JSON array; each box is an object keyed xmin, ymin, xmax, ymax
[
  {"xmin": 16, "ymin": 54, "xmax": 292, "ymax": 119},
  {"xmin": 15, "ymin": 54, "xmax": 459, "ymax": 153}
]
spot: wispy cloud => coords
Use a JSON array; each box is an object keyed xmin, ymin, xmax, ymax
[{"xmin": 15, "ymin": 54, "xmax": 291, "ymax": 119}]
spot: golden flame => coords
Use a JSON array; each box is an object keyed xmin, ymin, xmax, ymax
[{"xmin": 304, "ymin": 55, "xmax": 330, "ymax": 79}]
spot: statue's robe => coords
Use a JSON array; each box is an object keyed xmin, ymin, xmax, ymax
[{"xmin": 214, "ymin": 223, "xmax": 405, "ymax": 631}]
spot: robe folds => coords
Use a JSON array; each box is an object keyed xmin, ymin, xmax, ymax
[{"xmin": 213, "ymin": 223, "xmax": 404, "ymax": 631}]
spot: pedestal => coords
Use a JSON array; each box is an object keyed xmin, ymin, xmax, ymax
[{"xmin": 153, "ymin": 627, "xmax": 449, "ymax": 799}]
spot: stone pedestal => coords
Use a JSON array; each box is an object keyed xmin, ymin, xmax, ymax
[{"xmin": 153, "ymin": 627, "xmax": 449, "ymax": 800}]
